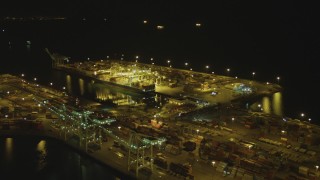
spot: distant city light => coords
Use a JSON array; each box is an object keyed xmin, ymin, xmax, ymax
[
  {"xmin": 157, "ymin": 25, "xmax": 164, "ymax": 30},
  {"xmin": 143, "ymin": 20, "xmax": 148, "ymax": 24},
  {"xmin": 196, "ymin": 23, "xmax": 201, "ymax": 27}
]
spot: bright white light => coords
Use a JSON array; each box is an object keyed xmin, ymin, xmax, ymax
[{"xmin": 157, "ymin": 25, "xmax": 164, "ymax": 29}]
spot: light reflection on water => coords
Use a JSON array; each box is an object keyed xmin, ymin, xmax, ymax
[
  {"xmin": 52, "ymin": 71, "xmax": 165, "ymax": 108},
  {"xmin": 252, "ymin": 92, "xmax": 283, "ymax": 116},
  {"xmin": 95, "ymin": 85, "xmax": 134, "ymax": 105},
  {"xmin": 66, "ymin": 75, "xmax": 72, "ymax": 94},
  {"xmin": 5, "ymin": 138, "xmax": 13, "ymax": 161},
  {"xmin": 36, "ymin": 140, "xmax": 47, "ymax": 171},
  {"xmin": 0, "ymin": 137, "xmax": 125, "ymax": 180},
  {"xmin": 272, "ymin": 92, "xmax": 283, "ymax": 116},
  {"xmin": 79, "ymin": 78, "xmax": 85, "ymax": 95},
  {"xmin": 262, "ymin": 96, "xmax": 271, "ymax": 114}
]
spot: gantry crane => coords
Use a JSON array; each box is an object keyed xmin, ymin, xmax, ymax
[
  {"xmin": 34, "ymin": 97, "xmax": 166, "ymax": 177},
  {"xmin": 34, "ymin": 97, "xmax": 115, "ymax": 151}
]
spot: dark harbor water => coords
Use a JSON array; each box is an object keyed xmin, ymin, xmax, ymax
[
  {"xmin": 0, "ymin": 137, "xmax": 128, "ymax": 180},
  {"xmin": 0, "ymin": 20, "xmax": 318, "ymax": 122},
  {"xmin": 0, "ymin": 8, "xmax": 319, "ymax": 179}
]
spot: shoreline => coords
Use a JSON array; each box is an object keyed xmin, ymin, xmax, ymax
[{"xmin": 0, "ymin": 129, "xmax": 136, "ymax": 180}]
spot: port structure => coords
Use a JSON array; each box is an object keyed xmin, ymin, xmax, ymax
[
  {"xmin": 34, "ymin": 97, "xmax": 166, "ymax": 177},
  {"xmin": 34, "ymin": 97, "xmax": 116, "ymax": 152},
  {"xmin": 45, "ymin": 48, "xmax": 70, "ymax": 68},
  {"xmin": 127, "ymin": 131, "xmax": 166, "ymax": 177}
]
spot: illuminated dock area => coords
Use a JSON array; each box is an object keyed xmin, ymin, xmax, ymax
[
  {"xmin": 1, "ymin": 73, "xmax": 320, "ymax": 180},
  {"xmin": 49, "ymin": 51, "xmax": 282, "ymax": 106}
]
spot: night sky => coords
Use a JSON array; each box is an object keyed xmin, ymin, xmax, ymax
[
  {"xmin": 2, "ymin": 1, "xmax": 319, "ymax": 61},
  {"xmin": 1, "ymin": 0, "xmax": 319, "ymax": 81}
]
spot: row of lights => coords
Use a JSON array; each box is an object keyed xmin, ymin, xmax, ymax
[
  {"xmin": 20, "ymin": 73, "xmax": 66, "ymax": 91},
  {"xmin": 90, "ymin": 54, "xmax": 281, "ymax": 84}
]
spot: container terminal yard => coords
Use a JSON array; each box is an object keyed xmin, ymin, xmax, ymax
[{"xmin": 1, "ymin": 53, "xmax": 320, "ymax": 179}]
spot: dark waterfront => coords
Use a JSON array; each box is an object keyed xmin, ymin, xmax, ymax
[
  {"xmin": 0, "ymin": 136, "xmax": 128, "ymax": 180},
  {"xmin": 0, "ymin": 19, "xmax": 318, "ymax": 122}
]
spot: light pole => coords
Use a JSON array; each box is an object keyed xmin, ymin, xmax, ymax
[
  {"xmin": 185, "ymin": 62, "xmax": 188, "ymax": 69},
  {"xmin": 205, "ymin": 65, "xmax": 210, "ymax": 73},
  {"xmin": 300, "ymin": 113, "xmax": 305, "ymax": 121},
  {"xmin": 252, "ymin": 72, "xmax": 255, "ymax": 79},
  {"xmin": 135, "ymin": 56, "xmax": 139, "ymax": 63},
  {"xmin": 212, "ymin": 161, "xmax": 216, "ymax": 180},
  {"xmin": 167, "ymin": 60, "xmax": 171, "ymax": 67},
  {"xmin": 226, "ymin": 68, "xmax": 230, "ymax": 76},
  {"xmin": 277, "ymin": 76, "xmax": 280, "ymax": 84}
]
